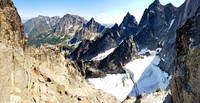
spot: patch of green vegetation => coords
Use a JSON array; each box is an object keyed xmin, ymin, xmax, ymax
[
  {"xmin": 155, "ymin": 88, "xmax": 162, "ymax": 92},
  {"xmin": 28, "ymin": 31, "xmax": 72, "ymax": 48}
]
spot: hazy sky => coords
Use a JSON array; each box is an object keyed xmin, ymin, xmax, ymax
[{"xmin": 13, "ymin": 0, "xmax": 185, "ymax": 24}]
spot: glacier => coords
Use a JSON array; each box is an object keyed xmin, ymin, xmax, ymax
[{"xmin": 87, "ymin": 49, "xmax": 171, "ymax": 101}]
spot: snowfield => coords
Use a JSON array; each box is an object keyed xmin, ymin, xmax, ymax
[{"xmin": 87, "ymin": 48, "xmax": 171, "ymax": 101}]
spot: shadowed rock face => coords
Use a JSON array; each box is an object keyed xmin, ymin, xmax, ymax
[
  {"xmin": 172, "ymin": 8, "xmax": 200, "ymax": 103},
  {"xmin": 70, "ymin": 24, "xmax": 121, "ymax": 61},
  {"xmin": 70, "ymin": 13, "xmax": 138, "ymax": 61},
  {"xmin": 98, "ymin": 35, "xmax": 138, "ymax": 74},
  {"xmin": 158, "ymin": 0, "xmax": 200, "ymax": 74},
  {"xmin": 134, "ymin": 0, "xmax": 177, "ymax": 50},
  {"xmin": 77, "ymin": 35, "xmax": 138, "ymax": 78}
]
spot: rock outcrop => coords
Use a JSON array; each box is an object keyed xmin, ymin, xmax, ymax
[
  {"xmin": 122, "ymin": 90, "xmax": 172, "ymax": 103},
  {"xmin": 171, "ymin": 7, "xmax": 200, "ymax": 103},
  {"xmin": 0, "ymin": 0, "xmax": 121, "ymax": 103},
  {"xmin": 0, "ymin": 0, "xmax": 24, "ymax": 46}
]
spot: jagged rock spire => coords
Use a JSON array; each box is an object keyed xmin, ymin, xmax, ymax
[
  {"xmin": 154, "ymin": 0, "xmax": 160, "ymax": 3},
  {"xmin": 120, "ymin": 12, "xmax": 138, "ymax": 27},
  {"xmin": 149, "ymin": 0, "xmax": 161, "ymax": 9}
]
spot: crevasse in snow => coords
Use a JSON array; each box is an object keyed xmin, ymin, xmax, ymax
[{"xmin": 87, "ymin": 48, "xmax": 171, "ymax": 101}]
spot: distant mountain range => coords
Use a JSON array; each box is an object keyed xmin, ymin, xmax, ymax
[{"xmin": 24, "ymin": 14, "xmax": 106, "ymax": 47}]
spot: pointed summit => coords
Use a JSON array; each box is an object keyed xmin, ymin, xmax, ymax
[
  {"xmin": 112, "ymin": 23, "xmax": 119, "ymax": 28},
  {"xmin": 120, "ymin": 12, "xmax": 138, "ymax": 27},
  {"xmin": 154, "ymin": 0, "xmax": 160, "ymax": 4},
  {"xmin": 90, "ymin": 17, "xmax": 95, "ymax": 21},
  {"xmin": 126, "ymin": 12, "xmax": 131, "ymax": 17},
  {"xmin": 84, "ymin": 17, "xmax": 105, "ymax": 33},
  {"xmin": 149, "ymin": 0, "xmax": 162, "ymax": 9},
  {"xmin": 88, "ymin": 17, "xmax": 96, "ymax": 24}
]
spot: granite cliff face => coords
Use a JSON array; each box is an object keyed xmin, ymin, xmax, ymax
[
  {"xmin": 134, "ymin": 0, "xmax": 177, "ymax": 50},
  {"xmin": 159, "ymin": 0, "xmax": 200, "ymax": 74},
  {"xmin": 0, "ymin": 0, "xmax": 121, "ymax": 103},
  {"xmin": 172, "ymin": 7, "xmax": 200, "ymax": 103},
  {"xmin": 0, "ymin": 0, "xmax": 24, "ymax": 46}
]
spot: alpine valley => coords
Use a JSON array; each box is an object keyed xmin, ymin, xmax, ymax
[{"xmin": 1, "ymin": 0, "xmax": 200, "ymax": 103}]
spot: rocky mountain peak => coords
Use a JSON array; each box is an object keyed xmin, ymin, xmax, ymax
[
  {"xmin": 125, "ymin": 12, "xmax": 131, "ymax": 17},
  {"xmin": 152, "ymin": 0, "xmax": 161, "ymax": 5},
  {"xmin": 88, "ymin": 17, "xmax": 95, "ymax": 23},
  {"xmin": 54, "ymin": 14, "xmax": 87, "ymax": 34},
  {"xmin": 83, "ymin": 17, "xmax": 105, "ymax": 33},
  {"xmin": 86, "ymin": 17, "xmax": 97, "ymax": 27},
  {"xmin": 61, "ymin": 14, "xmax": 87, "ymax": 24},
  {"xmin": 38, "ymin": 15, "xmax": 45, "ymax": 18},
  {"xmin": 149, "ymin": 0, "xmax": 162, "ymax": 10},
  {"xmin": 153, "ymin": 0, "xmax": 160, "ymax": 4},
  {"xmin": 112, "ymin": 23, "xmax": 119, "ymax": 29},
  {"xmin": 165, "ymin": 3, "xmax": 175, "ymax": 7},
  {"xmin": 120, "ymin": 12, "xmax": 138, "ymax": 27}
]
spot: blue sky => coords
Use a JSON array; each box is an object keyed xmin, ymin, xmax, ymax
[{"xmin": 13, "ymin": 0, "xmax": 185, "ymax": 24}]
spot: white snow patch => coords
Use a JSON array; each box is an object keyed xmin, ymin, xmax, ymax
[
  {"xmin": 161, "ymin": 58, "xmax": 165, "ymax": 62},
  {"xmin": 123, "ymin": 27, "xmax": 126, "ymax": 30},
  {"xmin": 127, "ymin": 55, "xmax": 171, "ymax": 96},
  {"xmin": 190, "ymin": 37, "xmax": 194, "ymax": 43},
  {"xmin": 87, "ymin": 49, "xmax": 171, "ymax": 101},
  {"xmin": 87, "ymin": 74, "xmax": 134, "ymax": 101},
  {"xmin": 168, "ymin": 19, "xmax": 175, "ymax": 31},
  {"xmin": 119, "ymin": 40, "xmax": 124, "ymax": 45},
  {"xmin": 92, "ymin": 48, "xmax": 116, "ymax": 60},
  {"xmin": 138, "ymin": 48, "xmax": 150, "ymax": 55},
  {"xmin": 125, "ymin": 54, "xmax": 156, "ymax": 82}
]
